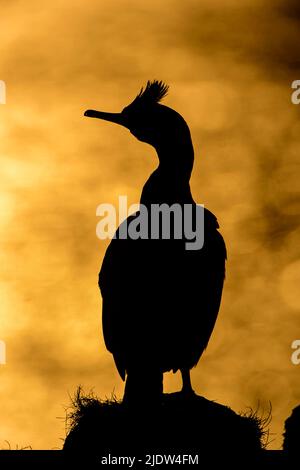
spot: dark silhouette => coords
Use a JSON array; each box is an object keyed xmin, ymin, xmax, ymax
[
  {"xmin": 63, "ymin": 387, "xmax": 264, "ymax": 468},
  {"xmin": 85, "ymin": 80, "xmax": 226, "ymax": 403},
  {"xmin": 283, "ymin": 405, "xmax": 300, "ymax": 456}
]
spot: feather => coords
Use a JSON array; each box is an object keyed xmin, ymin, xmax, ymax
[{"xmin": 135, "ymin": 80, "xmax": 169, "ymax": 105}]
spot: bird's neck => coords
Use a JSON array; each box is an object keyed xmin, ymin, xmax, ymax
[
  {"xmin": 156, "ymin": 139, "xmax": 194, "ymax": 178},
  {"xmin": 140, "ymin": 140, "xmax": 195, "ymax": 206}
]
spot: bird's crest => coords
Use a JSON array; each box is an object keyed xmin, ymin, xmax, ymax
[{"xmin": 133, "ymin": 80, "xmax": 169, "ymax": 106}]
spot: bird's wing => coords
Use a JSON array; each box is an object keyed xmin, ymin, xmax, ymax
[{"xmin": 98, "ymin": 215, "xmax": 139, "ymax": 380}]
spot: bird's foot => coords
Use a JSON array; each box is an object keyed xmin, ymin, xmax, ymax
[{"xmin": 180, "ymin": 386, "xmax": 196, "ymax": 398}]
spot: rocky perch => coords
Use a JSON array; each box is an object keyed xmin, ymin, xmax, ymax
[{"xmin": 63, "ymin": 388, "xmax": 268, "ymax": 466}]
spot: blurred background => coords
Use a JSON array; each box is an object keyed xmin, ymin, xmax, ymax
[{"xmin": 0, "ymin": 0, "xmax": 299, "ymax": 450}]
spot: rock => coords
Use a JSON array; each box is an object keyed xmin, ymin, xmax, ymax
[{"xmin": 63, "ymin": 389, "xmax": 264, "ymax": 466}]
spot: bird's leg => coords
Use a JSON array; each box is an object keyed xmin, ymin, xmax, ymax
[
  {"xmin": 180, "ymin": 368, "xmax": 194, "ymax": 395},
  {"xmin": 123, "ymin": 368, "xmax": 163, "ymax": 406}
]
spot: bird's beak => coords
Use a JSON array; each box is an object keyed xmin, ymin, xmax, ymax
[{"xmin": 84, "ymin": 110, "xmax": 128, "ymax": 128}]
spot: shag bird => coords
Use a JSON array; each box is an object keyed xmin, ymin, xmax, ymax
[{"xmin": 85, "ymin": 81, "xmax": 226, "ymax": 403}]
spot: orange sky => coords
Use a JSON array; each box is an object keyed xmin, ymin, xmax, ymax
[{"xmin": 0, "ymin": 0, "xmax": 299, "ymax": 450}]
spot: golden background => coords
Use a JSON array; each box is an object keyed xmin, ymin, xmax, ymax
[{"xmin": 0, "ymin": 0, "xmax": 300, "ymax": 450}]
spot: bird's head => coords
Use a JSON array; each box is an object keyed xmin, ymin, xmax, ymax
[{"xmin": 84, "ymin": 80, "xmax": 191, "ymax": 151}]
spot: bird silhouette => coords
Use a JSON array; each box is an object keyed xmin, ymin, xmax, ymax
[{"xmin": 84, "ymin": 80, "xmax": 226, "ymax": 404}]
